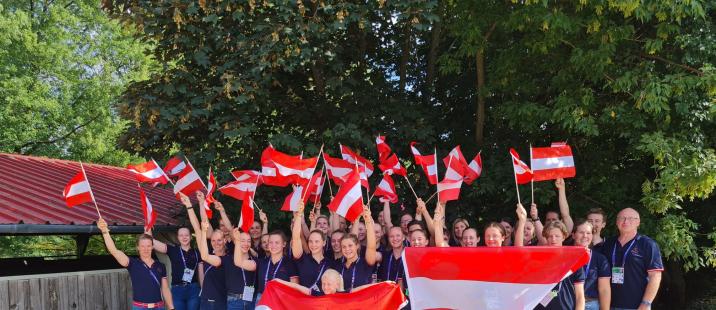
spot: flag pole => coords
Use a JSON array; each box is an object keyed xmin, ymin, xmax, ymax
[
  {"xmin": 313, "ymin": 168, "xmax": 325, "ymax": 206},
  {"xmin": 184, "ymin": 156, "xmax": 207, "ymax": 188},
  {"xmin": 252, "ymin": 175, "xmax": 263, "ymax": 213},
  {"xmin": 355, "ymin": 160, "xmax": 366, "ymax": 206},
  {"xmin": 301, "ymin": 145, "xmax": 324, "ymax": 201},
  {"xmin": 425, "ymin": 190, "xmax": 438, "ymax": 203},
  {"xmin": 511, "ymin": 154, "xmax": 522, "ymax": 205},
  {"xmin": 81, "ymin": 162, "xmax": 103, "ymax": 219},
  {"xmin": 434, "ymin": 147, "xmax": 440, "ymax": 204},
  {"xmin": 529, "ymin": 144, "xmax": 534, "ymax": 204},
  {"xmin": 402, "ymin": 175, "xmax": 419, "ymax": 200},
  {"xmin": 323, "ymin": 163, "xmax": 334, "ymax": 197},
  {"xmin": 152, "ymin": 158, "xmax": 175, "ymax": 186}
]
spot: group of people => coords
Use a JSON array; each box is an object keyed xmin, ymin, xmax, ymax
[{"xmin": 97, "ymin": 178, "xmax": 664, "ymax": 310}]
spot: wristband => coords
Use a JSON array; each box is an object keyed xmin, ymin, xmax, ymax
[
  {"xmin": 532, "ymin": 218, "xmax": 540, "ymax": 221},
  {"xmin": 186, "ymin": 206, "xmax": 193, "ymax": 210},
  {"xmin": 641, "ymin": 300, "xmax": 652, "ymax": 307}
]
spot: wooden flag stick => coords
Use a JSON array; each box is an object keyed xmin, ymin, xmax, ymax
[
  {"xmin": 402, "ymin": 175, "xmax": 419, "ymax": 200},
  {"xmin": 81, "ymin": 162, "xmax": 103, "ymax": 219}
]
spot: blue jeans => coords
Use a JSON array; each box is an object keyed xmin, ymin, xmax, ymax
[
  {"xmin": 172, "ymin": 283, "xmax": 201, "ymax": 310},
  {"xmin": 200, "ymin": 298, "xmax": 227, "ymax": 310},
  {"xmin": 227, "ymin": 294, "xmax": 255, "ymax": 310},
  {"xmin": 585, "ymin": 299, "xmax": 599, "ymax": 310}
]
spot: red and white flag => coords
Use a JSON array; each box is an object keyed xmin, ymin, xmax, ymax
[
  {"xmin": 220, "ymin": 170, "xmax": 261, "ymax": 201},
  {"xmin": 205, "ymin": 168, "xmax": 217, "ymax": 207},
  {"xmin": 138, "ymin": 186, "xmax": 157, "ymax": 231},
  {"xmin": 326, "ymin": 167, "xmax": 364, "ymax": 222},
  {"xmin": 281, "ymin": 185, "xmax": 305, "ymax": 212},
  {"xmin": 530, "ymin": 142, "xmax": 576, "ymax": 181},
  {"xmin": 173, "ymin": 158, "xmax": 207, "ymax": 200},
  {"xmin": 163, "ymin": 156, "xmax": 187, "ymax": 177},
  {"xmin": 374, "ymin": 174, "xmax": 398, "ymax": 203},
  {"xmin": 442, "ymin": 146, "xmax": 468, "ymax": 181},
  {"xmin": 237, "ymin": 193, "xmax": 255, "ymax": 233},
  {"xmin": 261, "ymin": 145, "xmax": 317, "ymax": 186},
  {"xmin": 256, "ymin": 281, "xmax": 406, "ymax": 310},
  {"xmin": 510, "ymin": 148, "xmax": 533, "ymax": 185},
  {"xmin": 437, "ymin": 179, "xmax": 463, "ymax": 203},
  {"xmin": 464, "ymin": 152, "xmax": 483, "ymax": 185},
  {"xmin": 323, "ymin": 153, "xmax": 354, "ymax": 186},
  {"xmin": 340, "ymin": 144, "xmax": 374, "ymax": 177},
  {"xmin": 62, "ymin": 169, "xmax": 94, "ymax": 208},
  {"xmin": 127, "ymin": 160, "xmax": 170, "ymax": 185},
  {"xmin": 410, "ymin": 142, "xmax": 438, "ymax": 184},
  {"xmin": 306, "ymin": 171, "xmax": 325, "ymax": 203},
  {"xmin": 375, "ymin": 135, "xmax": 392, "ymax": 162},
  {"xmin": 403, "ymin": 247, "xmax": 589, "ymax": 310},
  {"xmin": 378, "ymin": 153, "xmax": 407, "ymax": 177}
]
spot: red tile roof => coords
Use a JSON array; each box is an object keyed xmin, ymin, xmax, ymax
[{"xmin": 0, "ymin": 153, "xmax": 181, "ymax": 227}]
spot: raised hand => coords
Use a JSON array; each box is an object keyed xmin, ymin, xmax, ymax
[
  {"xmin": 214, "ymin": 201, "xmax": 224, "ymax": 212},
  {"xmin": 179, "ymin": 193, "xmax": 192, "ymax": 208},
  {"xmin": 231, "ymin": 228, "xmax": 240, "ymax": 240},
  {"xmin": 308, "ymin": 209, "xmax": 316, "ymax": 223},
  {"xmin": 97, "ymin": 218, "xmax": 109, "ymax": 233},
  {"xmin": 416, "ymin": 198, "xmax": 427, "ymax": 214},
  {"xmin": 201, "ymin": 221, "xmax": 210, "ymax": 234},
  {"xmin": 530, "ymin": 203, "xmax": 539, "ymax": 220},
  {"xmin": 259, "ymin": 210, "xmax": 268, "ymax": 223},
  {"xmin": 555, "ymin": 178, "xmax": 565, "ymax": 190},
  {"xmin": 196, "ymin": 191, "xmax": 206, "ymax": 201},
  {"xmin": 516, "ymin": 203, "xmax": 527, "ymax": 221}
]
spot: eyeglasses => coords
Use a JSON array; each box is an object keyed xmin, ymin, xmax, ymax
[{"xmin": 616, "ymin": 216, "xmax": 639, "ymax": 222}]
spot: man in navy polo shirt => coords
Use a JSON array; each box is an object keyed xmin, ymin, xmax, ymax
[{"xmin": 599, "ymin": 208, "xmax": 663, "ymax": 310}]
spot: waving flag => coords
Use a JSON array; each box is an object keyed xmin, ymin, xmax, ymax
[
  {"xmin": 323, "ymin": 154, "xmax": 354, "ymax": 186},
  {"xmin": 530, "ymin": 142, "xmax": 576, "ymax": 181},
  {"xmin": 163, "ymin": 156, "xmax": 187, "ymax": 177},
  {"xmin": 464, "ymin": 152, "xmax": 483, "ymax": 185},
  {"xmin": 238, "ymin": 193, "xmax": 255, "ymax": 233},
  {"xmin": 256, "ymin": 281, "xmax": 406, "ymax": 310},
  {"xmin": 281, "ymin": 185, "xmax": 305, "ymax": 212},
  {"xmin": 261, "ymin": 145, "xmax": 317, "ymax": 186},
  {"xmin": 378, "ymin": 154, "xmax": 407, "ymax": 177},
  {"xmin": 127, "ymin": 159, "xmax": 170, "ymax": 184},
  {"xmin": 374, "ymin": 174, "xmax": 398, "ymax": 203},
  {"xmin": 138, "ymin": 186, "xmax": 157, "ymax": 231},
  {"xmin": 327, "ymin": 167, "xmax": 364, "ymax": 222},
  {"xmin": 510, "ymin": 148, "xmax": 533, "ymax": 185},
  {"xmin": 340, "ymin": 144, "xmax": 374, "ymax": 177},
  {"xmin": 205, "ymin": 168, "xmax": 218, "ymax": 207},
  {"xmin": 403, "ymin": 247, "xmax": 589, "ymax": 310},
  {"xmin": 306, "ymin": 171, "xmax": 325, "ymax": 203},
  {"xmin": 375, "ymin": 135, "xmax": 392, "ymax": 162},
  {"xmin": 62, "ymin": 169, "xmax": 93, "ymax": 208},
  {"xmin": 409, "ymin": 142, "xmax": 438, "ymax": 184},
  {"xmin": 442, "ymin": 146, "xmax": 467, "ymax": 181},
  {"xmin": 173, "ymin": 159, "xmax": 207, "ymax": 207},
  {"xmin": 220, "ymin": 172, "xmax": 260, "ymax": 201}
]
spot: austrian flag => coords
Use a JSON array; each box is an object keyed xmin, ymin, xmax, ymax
[
  {"xmin": 326, "ymin": 167, "xmax": 364, "ymax": 222},
  {"xmin": 510, "ymin": 148, "xmax": 533, "ymax": 185},
  {"xmin": 530, "ymin": 142, "xmax": 576, "ymax": 181},
  {"xmin": 138, "ymin": 186, "xmax": 157, "ymax": 231},
  {"xmin": 62, "ymin": 169, "xmax": 94, "ymax": 208},
  {"xmin": 410, "ymin": 142, "xmax": 438, "ymax": 185},
  {"xmin": 127, "ymin": 159, "xmax": 170, "ymax": 185}
]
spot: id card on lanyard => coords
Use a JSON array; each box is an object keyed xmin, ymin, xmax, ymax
[
  {"xmin": 264, "ymin": 257, "xmax": 284, "ymax": 287},
  {"xmin": 612, "ymin": 236, "xmax": 640, "ymax": 285},
  {"xmin": 539, "ymin": 281, "xmax": 561, "ymax": 307},
  {"xmin": 179, "ymin": 248, "xmax": 198, "ymax": 283},
  {"xmin": 341, "ymin": 258, "xmax": 359, "ymax": 291},
  {"xmin": 241, "ymin": 257, "xmax": 255, "ymax": 302}
]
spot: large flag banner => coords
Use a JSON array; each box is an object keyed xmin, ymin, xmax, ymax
[
  {"xmin": 403, "ymin": 247, "xmax": 589, "ymax": 310},
  {"xmin": 378, "ymin": 153, "xmax": 407, "ymax": 177},
  {"xmin": 530, "ymin": 142, "xmax": 576, "ymax": 181},
  {"xmin": 256, "ymin": 281, "xmax": 406, "ymax": 310},
  {"xmin": 323, "ymin": 153, "xmax": 354, "ymax": 186},
  {"xmin": 464, "ymin": 152, "xmax": 483, "ymax": 185},
  {"xmin": 374, "ymin": 174, "xmax": 398, "ymax": 203},
  {"xmin": 173, "ymin": 158, "xmax": 206, "ymax": 198}
]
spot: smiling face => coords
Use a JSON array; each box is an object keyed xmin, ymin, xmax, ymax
[
  {"xmin": 320, "ymin": 270, "xmax": 343, "ymax": 294},
  {"xmin": 316, "ymin": 217, "xmax": 330, "ymax": 234},
  {"xmin": 461, "ymin": 228, "xmax": 479, "ymax": 247},
  {"xmin": 545, "ymin": 211, "xmax": 560, "ymax": 225},
  {"xmin": 355, "ymin": 222, "xmax": 366, "ymax": 242},
  {"xmin": 499, "ymin": 221, "xmax": 513, "ymax": 238},
  {"xmin": 410, "ymin": 230, "xmax": 428, "ymax": 248},
  {"xmin": 210, "ymin": 231, "xmax": 225, "ymax": 253},
  {"xmin": 341, "ymin": 236, "xmax": 359, "ymax": 260},
  {"xmin": 484, "ymin": 227, "xmax": 505, "ymax": 247},
  {"xmin": 260, "ymin": 234, "xmax": 270, "ymax": 252},
  {"xmin": 268, "ymin": 234, "xmax": 286, "ymax": 256},
  {"xmin": 616, "ymin": 208, "xmax": 640, "ymax": 235},
  {"xmin": 453, "ymin": 220, "xmax": 468, "ymax": 239},
  {"xmin": 523, "ymin": 221, "xmax": 535, "ymax": 242},
  {"xmin": 586, "ymin": 212, "xmax": 606, "ymax": 235},
  {"xmin": 572, "ymin": 223, "xmax": 593, "ymax": 248},
  {"xmin": 331, "ymin": 231, "xmax": 345, "ymax": 254},
  {"xmin": 308, "ymin": 231, "xmax": 326, "ymax": 255},
  {"xmin": 239, "ymin": 232, "xmax": 252, "ymax": 253},
  {"xmin": 388, "ymin": 227, "xmax": 405, "ymax": 249},
  {"xmin": 177, "ymin": 227, "xmax": 192, "ymax": 247},
  {"xmin": 400, "ymin": 214, "xmax": 413, "ymax": 234},
  {"xmin": 249, "ymin": 221, "xmax": 262, "ymax": 239}
]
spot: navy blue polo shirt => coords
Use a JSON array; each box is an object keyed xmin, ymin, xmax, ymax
[
  {"xmin": 166, "ymin": 245, "xmax": 200, "ymax": 285},
  {"xmin": 600, "ymin": 235, "xmax": 664, "ymax": 309},
  {"xmin": 584, "ymin": 250, "xmax": 611, "ymax": 299},
  {"xmin": 200, "ymin": 260, "xmax": 226, "ymax": 301},
  {"xmin": 294, "ymin": 253, "xmax": 330, "ymax": 291},
  {"xmin": 257, "ymin": 255, "xmax": 299, "ymax": 294},
  {"xmin": 378, "ymin": 250, "xmax": 403, "ymax": 282},
  {"xmin": 332, "ymin": 257, "xmax": 375, "ymax": 292},
  {"xmin": 534, "ymin": 267, "xmax": 585, "ymax": 310},
  {"xmin": 310, "ymin": 290, "xmax": 349, "ymax": 297},
  {"xmin": 126, "ymin": 257, "xmax": 166, "ymax": 303},
  {"xmin": 221, "ymin": 255, "xmax": 255, "ymax": 294}
]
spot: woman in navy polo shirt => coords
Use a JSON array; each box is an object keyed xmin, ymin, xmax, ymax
[
  {"xmin": 197, "ymin": 221, "xmax": 228, "ymax": 310},
  {"xmin": 97, "ymin": 218, "xmax": 174, "ymax": 310},
  {"xmin": 256, "ymin": 230, "xmax": 299, "ymax": 301},
  {"xmin": 335, "ymin": 206, "xmax": 379, "ymax": 292},
  {"xmin": 534, "ymin": 220, "xmax": 585, "ymax": 310},
  {"xmin": 572, "ymin": 219, "xmax": 611, "ymax": 310},
  {"xmin": 291, "ymin": 201, "xmax": 330, "ymax": 295},
  {"xmin": 226, "ymin": 228, "xmax": 258, "ymax": 310}
]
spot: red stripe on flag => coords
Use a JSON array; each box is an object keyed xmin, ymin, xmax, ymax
[{"xmin": 531, "ymin": 145, "xmax": 573, "ymax": 159}]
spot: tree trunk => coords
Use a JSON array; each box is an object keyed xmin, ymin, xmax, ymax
[
  {"xmin": 475, "ymin": 49, "xmax": 486, "ymax": 146},
  {"xmin": 399, "ymin": 22, "xmax": 411, "ymax": 93},
  {"xmin": 425, "ymin": 4, "xmax": 443, "ymax": 96}
]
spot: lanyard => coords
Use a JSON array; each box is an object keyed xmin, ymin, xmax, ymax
[
  {"xmin": 240, "ymin": 256, "xmax": 254, "ymax": 286},
  {"xmin": 387, "ymin": 255, "xmax": 401, "ymax": 281},
  {"xmin": 611, "ymin": 235, "xmax": 641, "ymax": 268},
  {"xmin": 141, "ymin": 260, "xmax": 161, "ymax": 288},
  {"xmin": 312, "ymin": 261, "xmax": 327, "ymax": 289},
  {"xmin": 264, "ymin": 257, "xmax": 283, "ymax": 286},
  {"xmin": 584, "ymin": 250, "xmax": 593, "ymax": 274},
  {"xmin": 341, "ymin": 258, "xmax": 359, "ymax": 290},
  {"xmin": 179, "ymin": 248, "xmax": 198, "ymax": 272}
]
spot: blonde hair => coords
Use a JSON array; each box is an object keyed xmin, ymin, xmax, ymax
[
  {"xmin": 542, "ymin": 220, "xmax": 569, "ymax": 239},
  {"xmin": 321, "ymin": 269, "xmax": 345, "ymax": 292}
]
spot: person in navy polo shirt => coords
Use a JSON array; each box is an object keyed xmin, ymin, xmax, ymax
[
  {"xmin": 256, "ymin": 230, "xmax": 299, "ymax": 301},
  {"xmin": 225, "ymin": 228, "xmax": 258, "ymax": 310},
  {"xmin": 586, "ymin": 208, "xmax": 608, "ymax": 250},
  {"xmin": 599, "ymin": 208, "xmax": 663, "ymax": 310},
  {"xmin": 98, "ymin": 218, "xmax": 174, "ymax": 310},
  {"xmin": 572, "ymin": 219, "xmax": 611, "ymax": 310},
  {"xmin": 291, "ymin": 202, "xmax": 330, "ymax": 295},
  {"xmin": 334, "ymin": 206, "xmax": 378, "ymax": 292},
  {"xmin": 197, "ymin": 221, "xmax": 228, "ymax": 310},
  {"xmin": 534, "ymin": 220, "xmax": 585, "ymax": 310}
]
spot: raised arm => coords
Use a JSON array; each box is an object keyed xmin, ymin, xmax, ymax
[
  {"xmin": 197, "ymin": 221, "xmax": 222, "ymax": 267},
  {"xmin": 97, "ymin": 218, "xmax": 130, "ymax": 267},
  {"xmin": 215, "ymin": 201, "xmax": 233, "ymax": 231},
  {"xmin": 363, "ymin": 206, "xmax": 377, "ymax": 266},
  {"xmin": 514, "ymin": 203, "xmax": 527, "ymax": 247},
  {"xmin": 417, "ymin": 199, "xmax": 435, "ymax": 235},
  {"xmin": 530, "ymin": 203, "xmax": 547, "ymax": 245},
  {"xmin": 145, "ymin": 229, "xmax": 168, "ymax": 253},
  {"xmin": 180, "ymin": 193, "xmax": 202, "ymax": 240},
  {"xmin": 555, "ymin": 178, "xmax": 574, "ymax": 233},
  {"xmin": 291, "ymin": 202, "xmax": 306, "ymax": 259},
  {"xmin": 196, "ymin": 191, "xmax": 214, "ymax": 239},
  {"xmin": 259, "ymin": 210, "xmax": 269, "ymax": 234},
  {"xmin": 231, "ymin": 228, "xmax": 257, "ymax": 271},
  {"xmin": 309, "ymin": 207, "xmax": 318, "ymax": 231},
  {"xmin": 273, "ymin": 278, "xmax": 311, "ymax": 295},
  {"xmin": 382, "ymin": 200, "xmax": 394, "ymax": 230},
  {"xmin": 433, "ymin": 202, "xmax": 447, "ymax": 247}
]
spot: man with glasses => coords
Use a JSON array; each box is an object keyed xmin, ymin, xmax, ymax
[{"xmin": 598, "ymin": 208, "xmax": 663, "ymax": 310}]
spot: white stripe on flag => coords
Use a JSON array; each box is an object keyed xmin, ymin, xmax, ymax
[
  {"xmin": 407, "ymin": 278, "xmax": 554, "ymax": 310},
  {"xmin": 531, "ymin": 156, "xmax": 575, "ymax": 171},
  {"xmin": 336, "ymin": 185, "xmax": 362, "ymax": 216},
  {"xmin": 427, "ymin": 163, "xmax": 437, "ymax": 175},
  {"xmin": 274, "ymin": 162, "xmax": 314, "ymax": 179},
  {"xmin": 438, "ymin": 180, "xmax": 462, "ymax": 191},
  {"xmin": 66, "ymin": 181, "xmax": 90, "ymax": 197}
]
